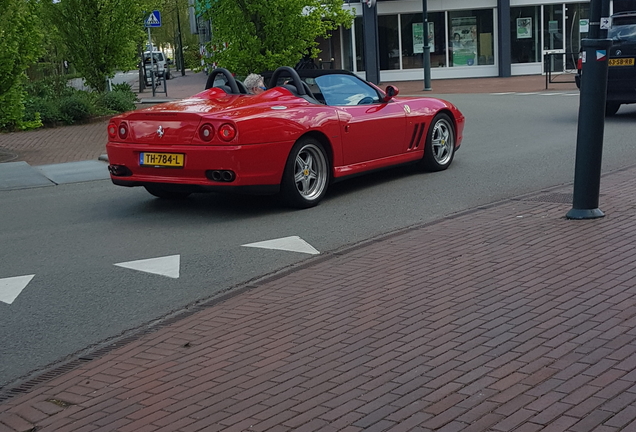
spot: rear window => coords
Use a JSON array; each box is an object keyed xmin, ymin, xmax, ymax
[
  {"xmin": 144, "ymin": 53, "xmax": 165, "ymax": 63},
  {"xmin": 609, "ymin": 15, "xmax": 636, "ymax": 41}
]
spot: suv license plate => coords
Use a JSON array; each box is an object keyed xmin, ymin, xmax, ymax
[
  {"xmin": 140, "ymin": 152, "xmax": 185, "ymax": 167},
  {"xmin": 609, "ymin": 58, "xmax": 635, "ymax": 67}
]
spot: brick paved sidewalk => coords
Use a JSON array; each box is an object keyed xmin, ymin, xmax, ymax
[
  {"xmin": 0, "ymin": 72, "xmax": 577, "ymax": 166},
  {"xmin": 1, "ymin": 164, "xmax": 636, "ymax": 431}
]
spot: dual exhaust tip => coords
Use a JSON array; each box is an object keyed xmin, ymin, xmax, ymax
[
  {"xmin": 108, "ymin": 165, "xmax": 132, "ymax": 177},
  {"xmin": 206, "ymin": 170, "xmax": 236, "ymax": 182}
]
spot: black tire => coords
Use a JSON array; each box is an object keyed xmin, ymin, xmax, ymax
[
  {"xmin": 420, "ymin": 112, "xmax": 456, "ymax": 172},
  {"xmin": 280, "ymin": 138, "xmax": 330, "ymax": 209},
  {"xmin": 144, "ymin": 185, "xmax": 191, "ymax": 199},
  {"xmin": 605, "ymin": 102, "xmax": 620, "ymax": 117}
]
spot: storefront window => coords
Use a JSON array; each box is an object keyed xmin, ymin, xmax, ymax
[
  {"xmin": 355, "ymin": 17, "xmax": 365, "ymax": 72},
  {"xmin": 428, "ymin": 13, "xmax": 446, "ymax": 67},
  {"xmin": 543, "ymin": 5, "xmax": 564, "ymax": 52},
  {"xmin": 341, "ymin": 25, "xmax": 354, "ymax": 71},
  {"xmin": 566, "ymin": 3, "xmax": 590, "ymax": 69},
  {"xmin": 379, "ymin": 15, "xmax": 400, "ymax": 70},
  {"xmin": 510, "ymin": 6, "xmax": 541, "ymax": 63},
  {"xmin": 448, "ymin": 9, "xmax": 494, "ymax": 67},
  {"xmin": 400, "ymin": 13, "xmax": 423, "ymax": 69},
  {"xmin": 401, "ymin": 12, "xmax": 445, "ymax": 69},
  {"xmin": 543, "ymin": 5, "xmax": 564, "ymax": 71}
]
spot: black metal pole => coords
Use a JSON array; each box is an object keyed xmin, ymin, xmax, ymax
[
  {"xmin": 497, "ymin": 0, "xmax": 511, "ymax": 77},
  {"xmin": 566, "ymin": 0, "xmax": 611, "ymax": 220},
  {"xmin": 138, "ymin": 44, "xmax": 145, "ymax": 92},
  {"xmin": 176, "ymin": 0, "xmax": 186, "ymax": 76},
  {"xmin": 422, "ymin": 0, "xmax": 431, "ymax": 90},
  {"xmin": 362, "ymin": 0, "xmax": 380, "ymax": 84}
]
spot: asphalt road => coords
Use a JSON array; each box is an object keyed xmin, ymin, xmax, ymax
[{"xmin": 1, "ymin": 92, "xmax": 636, "ymax": 387}]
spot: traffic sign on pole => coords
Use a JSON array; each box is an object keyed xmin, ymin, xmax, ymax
[{"xmin": 145, "ymin": 10, "xmax": 162, "ymax": 27}]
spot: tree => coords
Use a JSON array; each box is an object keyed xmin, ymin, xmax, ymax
[
  {"xmin": 0, "ymin": 0, "xmax": 43, "ymax": 129},
  {"xmin": 198, "ymin": 0, "xmax": 354, "ymax": 76},
  {"xmin": 151, "ymin": 0, "xmax": 200, "ymax": 70},
  {"xmin": 42, "ymin": 0, "xmax": 151, "ymax": 92}
]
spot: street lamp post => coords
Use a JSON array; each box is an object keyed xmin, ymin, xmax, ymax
[
  {"xmin": 422, "ymin": 0, "xmax": 431, "ymax": 91},
  {"xmin": 362, "ymin": 0, "xmax": 380, "ymax": 84},
  {"xmin": 566, "ymin": 0, "xmax": 611, "ymax": 219},
  {"xmin": 176, "ymin": 0, "xmax": 186, "ymax": 76}
]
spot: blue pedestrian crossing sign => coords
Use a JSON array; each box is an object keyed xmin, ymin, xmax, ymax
[{"xmin": 145, "ymin": 10, "xmax": 161, "ymax": 27}]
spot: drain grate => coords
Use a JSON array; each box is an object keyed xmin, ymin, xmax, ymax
[
  {"xmin": 0, "ymin": 358, "xmax": 92, "ymax": 403},
  {"xmin": 0, "ymin": 304, "xmax": 213, "ymax": 403}
]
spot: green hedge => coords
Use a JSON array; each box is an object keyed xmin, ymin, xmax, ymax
[{"xmin": 19, "ymin": 77, "xmax": 138, "ymax": 128}]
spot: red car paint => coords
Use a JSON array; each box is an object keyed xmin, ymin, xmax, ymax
[{"xmin": 106, "ymin": 68, "xmax": 465, "ymax": 207}]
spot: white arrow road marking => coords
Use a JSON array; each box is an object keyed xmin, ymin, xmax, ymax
[
  {"xmin": 114, "ymin": 255, "xmax": 180, "ymax": 278},
  {"xmin": 242, "ymin": 236, "xmax": 320, "ymax": 255},
  {"xmin": 0, "ymin": 275, "xmax": 35, "ymax": 305}
]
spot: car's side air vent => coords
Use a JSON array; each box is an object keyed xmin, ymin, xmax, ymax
[{"xmin": 409, "ymin": 123, "xmax": 426, "ymax": 150}]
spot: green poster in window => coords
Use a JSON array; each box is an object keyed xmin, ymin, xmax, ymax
[
  {"xmin": 451, "ymin": 17, "xmax": 477, "ymax": 66},
  {"xmin": 516, "ymin": 18, "xmax": 532, "ymax": 39},
  {"xmin": 413, "ymin": 22, "xmax": 435, "ymax": 54},
  {"xmin": 413, "ymin": 23, "xmax": 423, "ymax": 54}
]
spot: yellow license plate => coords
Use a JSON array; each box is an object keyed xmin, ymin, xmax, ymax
[
  {"xmin": 140, "ymin": 152, "xmax": 185, "ymax": 167},
  {"xmin": 609, "ymin": 58, "xmax": 635, "ymax": 67}
]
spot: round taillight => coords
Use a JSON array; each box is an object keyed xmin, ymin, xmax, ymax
[
  {"xmin": 108, "ymin": 122, "xmax": 117, "ymax": 139},
  {"xmin": 218, "ymin": 123, "xmax": 236, "ymax": 142},
  {"xmin": 199, "ymin": 123, "xmax": 214, "ymax": 142},
  {"xmin": 118, "ymin": 122, "xmax": 129, "ymax": 139}
]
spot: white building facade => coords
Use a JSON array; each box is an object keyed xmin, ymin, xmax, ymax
[{"xmin": 316, "ymin": 0, "xmax": 627, "ymax": 81}]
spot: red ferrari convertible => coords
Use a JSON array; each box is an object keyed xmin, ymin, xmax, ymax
[{"xmin": 106, "ymin": 66, "xmax": 465, "ymax": 208}]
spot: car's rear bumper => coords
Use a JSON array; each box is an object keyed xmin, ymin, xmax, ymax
[
  {"xmin": 574, "ymin": 73, "xmax": 636, "ymax": 104},
  {"xmin": 106, "ymin": 140, "xmax": 294, "ymax": 193},
  {"xmin": 111, "ymin": 179, "xmax": 279, "ymax": 195},
  {"xmin": 607, "ymin": 81, "xmax": 636, "ymax": 104}
]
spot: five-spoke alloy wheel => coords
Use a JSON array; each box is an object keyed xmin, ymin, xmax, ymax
[
  {"xmin": 281, "ymin": 137, "xmax": 330, "ymax": 208},
  {"xmin": 421, "ymin": 113, "xmax": 456, "ymax": 172}
]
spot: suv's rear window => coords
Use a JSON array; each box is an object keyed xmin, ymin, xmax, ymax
[
  {"xmin": 609, "ymin": 15, "xmax": 636, "ymax": 41},
  {"xmin": 143, "ymin": 53, "xmax": 165, "ymax": 63}
]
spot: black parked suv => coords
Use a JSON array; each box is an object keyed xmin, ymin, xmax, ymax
[{"xmin": 576, "ymin": 11, "xmax": 636, "ymax": 116}]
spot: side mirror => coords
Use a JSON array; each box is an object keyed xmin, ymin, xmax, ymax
[
  {"xmin": 383, "ymin": 85, "xmax": 399, "ymax": 102},
  {"xmin": 167, "ymin": 58, "xmax": 173, "ymax": 65}
]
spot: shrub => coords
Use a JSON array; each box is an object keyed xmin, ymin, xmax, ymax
[
  {"xmin": 0, "ymin": 85, "xmax": 27, "ymax": 131},
  {"xmin": 24, "ymin": 96, "xmax": 64, "ymax": 125},
  {"xmin": 15, "ymin": 76, "xmax": 139, "ymax": 129},
  {"xmin": 59, "ymin": 93, "xmax": 93, "ymax": 124},
  {"xmin": 111, "ymin": 82, "xmax": 133, "ymax": 93},
  {"xmin": 99, "ymin": 85, "xmax": 137, "ymax": 113},
  {"xmin": 100, "ymin": 91, "xmax": 136, "ymax": 113},
  {"xmin": 24, "ymin": 75, "xmax": 74, "ymax": 100}
]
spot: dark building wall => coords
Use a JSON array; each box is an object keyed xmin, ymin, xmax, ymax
[{"xmin": 614, "ymin": 0, "xmax": 636, "ymax": 12}]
